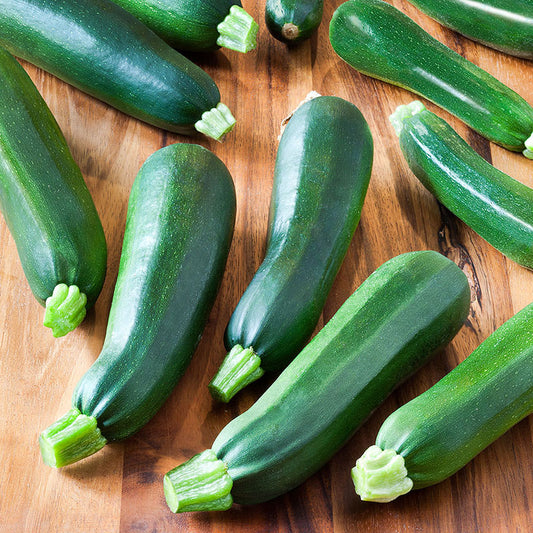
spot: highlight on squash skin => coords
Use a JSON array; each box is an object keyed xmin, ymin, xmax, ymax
[
  {"xmin": 194, "ymin": 103, "xmax": 236, "ymax": 141},
  {"xmin": 217, "ymin": 5, "xmax": 259, "ymax": 53},
  {"xmin": 39, "ymin": 408, "xmax": 107, "ymax": 468},
  {"xmin": 164, "ymin": 450, "xmax": 234, "ymax": 513},
  {"xmin": 208, "ymin": 344, "xmax": 264, "ymax": 402},
  {"xmin": 43, "ymin": 284, "xmax": 87, "ymax": 338},
  {"xmin": 352, "ymin": 445, "xmax": 414, "ymax": 502}
]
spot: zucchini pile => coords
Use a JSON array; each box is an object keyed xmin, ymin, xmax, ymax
[{"xmin": 0, "ymin": 0, "xmax": 530, "ymax": 525}]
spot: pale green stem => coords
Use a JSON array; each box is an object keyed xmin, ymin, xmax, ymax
[{"xmin": 43, "ymin": 284, "xmax": 87, "ymax": 337}]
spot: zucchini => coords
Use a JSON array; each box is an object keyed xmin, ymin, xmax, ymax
[
  {"xmin": 0, "ymin": 47, "xmax": 106, "ymax": 337},
  {"xmin": 266, "ymin": 0, "xmax": 324, "ymax": 43},
  {"xmin": 329, "ymin": 0, "xmax": 533, "ymax": 157},
  {"xmin": 164, "ymin": 251, "xmax": 471, "ymax": 512},
  {"xmin": 391, "ymin": 100, "xmax": 533, "ymax": 269},
  {"xmin": 209, "ymin": 95, "xmax": 373, "ymax": 403},
  {"xmin": 406, "ymin": 0, "xmax": 533, "ymax": 59},
  {"xmin": 0, "ymin": 0, "xmax": 236, "ymax": 141},
  {"xmin": 111, "ymin": 0, "xmax": 258, "ymax": 53},
  {"xmin": 353, "ymin": 302, "xmax": 533, "ymax": 502},
  {"xmin": 39, "ymin": 144, "xmax": 236, "ymax": 467}
]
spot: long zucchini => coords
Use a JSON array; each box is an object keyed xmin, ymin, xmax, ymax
[
  {"xmin": 266, "ymin": 0, "xmax": 324, "ymax": 43},
  {"xmin": 111, "ymin": 0, "xmax": 258, "ymax": 53},
  {"xmin": 0, "ymin": 0, "xmax": 235, "ymax": 140},
  {"xmin": 406, "ymin": 0, "xmax": 533, "ymax": 59},
  {"xmin": 164, "ymin": 251, "xmax": 471, "ymax": 512},
  {"xmin": 0, "ymin": 47, "xmax": 106, "ymax": 337},
  {"xmin": 353, "ymin": 302, "xmax": 533, "ymax": 502},
  {"xmin": 329, "ymin": 0, "xmax": 533, "ymax": 157},
  {"xmin": 39, "ymin": 144, "xmax": 236, "ymax": 467},
  {"xmin": 209, "ymin": 95, "xmax": 373, "ymax": 402},
  {"xmin": 391, "ymin": 100, "xmax": 533, "ymax": 269}
]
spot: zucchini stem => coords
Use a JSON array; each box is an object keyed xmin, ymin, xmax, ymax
[
  {"xmin": 389, "ymin": 100, "xmax": 426, "ymax": 136},
  {"xmin": 195, "ymin": 103, "xmax": 236, "ymax": 141},
  {"xmin": 352, "ymin": 445, "xmax": 413, "ymax": 503},
  {"xmin": 523, "ymin": 133, "xmax": 533, "ymax": 159},
  {"xmin": 164, "ymin": 450, "xmax": 233, "ymax": 513},
  {"xmin": 39, "ymin": 408, "xmax": 107, "ymax": 468},
  {"xmin": 281, "ymin": 23, "xmax": 300, "ymax": 41},
  {"xmin": 217, "ymin": 6, "xmax": 259, "ymax": 53},
  {"xmin": 208, "ymin": 345, "xmax": 264, "ymax": 402},
  {"xmin": 43, "ymin": 283, "xmax": 87, "ymax": 337}
]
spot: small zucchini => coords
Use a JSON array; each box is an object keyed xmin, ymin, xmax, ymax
[
  {"xmin": 39, "ymin": 144, "xmax": 236, "ymax": 467},
  {"xmin": 266, "ymin": 0, "xmax": 324, "ymax": 43},
  {"xmin": 353, "ymin": 302, "xmax": 533, "ymax": 502},
  {"xmin": 209, "ymin": 95, "xmax": 373, "ymax": 402},
  {"xmin": 0, "ymin": 47, "xmax": 106, "ymax": 337},
  {"xmin": 391, "ymin": 100, "xmax": 533, "ymax": 269},
  {"xmin": 329, "ymin": 0, "xmax": 533, "ymax": 157},
  {"xmin": 111, "ymin": 0, "xmax": 258, "ymax": 53},
  {"xmin": 164, "ymin": 251, "xmax": 470, "ymax": 512},
  {"xmin": 406, "ymin": 0, "xmax": 533, "ymax": 59},
  {"xmin": 0, "ymin": 0, "xmax": 236, "ymax": 140}
]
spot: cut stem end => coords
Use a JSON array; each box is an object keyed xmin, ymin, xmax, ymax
[
  {"xmin": 281, "ymin": 23, "xmax": 300, "ymax": 41},
  {"xmin": 389, "ymin": 100, "xmax": 426, "ymax": 136},
  {"xmin": 195, "ymin": 103, "xmax": 236, "ymax": 141},
  {"xmin": 39, "ymin": 408, "xmax": 107, "ymax": 468},
  {"xmin": 164, "ymin": 450, "xmax": 233, "ymax": 513},
  {"xmin": 217, "ymin": 5, "xmax": 258, "ymax": 53},
  {"xmin": 523, "ymin": 132, "xmax": 533, "ymax": 159},
  {"xmin": 208, "ymin": 345, "xmax": 264, "ymax": 402},
  {"xmin": 352, "ymin": 445, "xmax": 413, "ymax": 503},
  {"xmin": 43, "ymin": 284, "xmax": 87, "ymax": 338}
]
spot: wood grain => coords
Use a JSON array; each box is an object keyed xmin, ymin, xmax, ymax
[{"xmin": 1, "ymin": 1, "xmax": 533, "ymax": 531}]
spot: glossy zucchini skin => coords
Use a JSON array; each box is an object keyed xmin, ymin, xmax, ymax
[
  {"xmin": 393, "ymin": 102, "xmax": 533, "ymax": 269},
  {"xmin": 211, "ymin": 251, "xmax": 470, "ymax": 505},
  {"xmin": 407, "ymin": 0, "xmax": 533, "ymax": 59},
  {"xmin": 225, "ymin": 96, "xmax": 373, "ymax": 373},
  {"xmin": 329, "ymin": 0, "xmax": 533, "ymax": 152},
  {"xmin": 0, "ymin": 0, "xmax": 223, "ymax": 135},
  {"xmin": 0, "ymin": 48, "xmax": 106, "ymax": 315},
  {"xmin": 112, "ymin": 0, "xmax": 240, "ymax": 51},
  {"xmin": 266, "ymin": 0, "xmax": 324, "ymax": 43},
  {"xmin": 74, "ymin": 144, "xmax": 235, "ymax": 441},
  {"xmin": 375, "ymin": 302, "xmax": 533, "ymax": 490}
]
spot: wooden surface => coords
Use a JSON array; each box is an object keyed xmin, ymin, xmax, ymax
[{"xmin": 1, "ymin": 1, "xmax": 533, "ymax": 531}]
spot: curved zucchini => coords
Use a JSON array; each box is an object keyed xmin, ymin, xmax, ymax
[
  {"xmin": 266, "ymin": 0, "xmax": 324, "ymax": 43},
  {"xmin": 0, "ymin": 0, "xmax": 235, "ymax": 140},
  {"xmin": 164, "ymin": 251, "xmax": 471, "ymax": 512},
  {"xmin": 329, "ymin": 0, "xmax": 533, "ymax": 156},
  {"xmin": 406, "ymin": 0, "xmax": 533, "ymax": 59},
  {"xmin": 209, "ymin": 96, "xmax": 373, "ymax": 403},
  {"xmin": 39, "ymin": 144, "xmax": 236, "ymax": 467},
  {"xmin": 391, "ymin": 100, "xmax": 533, "ymax": 269},
  {"xmin": 0, "ymin": 47, "xmax": 106, "ymax": 337},
  {"xmin": 354, "ymin": 302, "xmax": 533, "ymax": 502},
  {"xmin": 111, "ymin": 0, "xmax": 258, "ymax": 53}
]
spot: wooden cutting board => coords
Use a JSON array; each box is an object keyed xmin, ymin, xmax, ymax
[{"xmin": 1, "ymin": 1, "xmax": 532, "ymax": 531}]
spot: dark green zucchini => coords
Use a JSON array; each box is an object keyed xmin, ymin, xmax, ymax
[
  {"xmin": 353, "ymin": 302, "xmax": 533, "ymax": 502},
  {"xmin": 111, "ymin": 0, "xmax": 258, "ymax": 53},
  {"xmin": 406, "ymin": 0, "xmax": 533, "ymax": 59},
  {"xmin": 209, "ymin": 95, "xmax": 373, "ymax": 403},
  {"xmin": 266, "ymin": 0, "xmax": 324, "ymax": 43},
  {"xmin": 164, "ymin": 251, "xmax": 471, "ymax": 512},
  {"xmin": 329, "ymin": 0, "xmax": 533, "ymax": 156},
  {"xmin": 391, "ymin": 100, "xmax": 533, "ymax": 269},
  {"xmin": 0, "ymin": 0, "xmax": 235, "ymax": 140},
  {"xmin": 0, "ymin": 47, "xmax": 106, "ymax": 337},
  {"xmin": 39, "ymin": 144, "xmax": 236, "ymax": 467}
]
